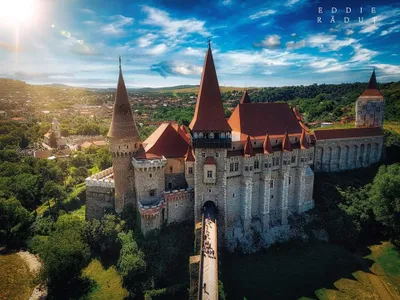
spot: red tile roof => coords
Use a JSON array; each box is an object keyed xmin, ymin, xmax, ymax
[
  {"xmin": 263, "ymin": 133, "xmax": 273, "ymax": 154},
  {"xmin": 243, "ymin": 135, "xmax": 255, "ymax": 157},
  {"xmin": 107, "ymin": 61, "xmax": 140, "ymax": 140},
  {"xmin": 205, "ymin": 156, "xmax": 216, "ymax": 165},
  {"xmin": 143, "ymin": 122, "xmax": 190, "ymax": 158},
  {"xmin": 184, "ymin": 145, "xmax": 195, "ymax": 162},
  {"xmin": 314, "ymin": 127, "xmax": 383, "ymax": 140},
  {"xmin": 240, "ymin": 90, "xmax": 251, "ymax": 104},
  {"xmin": 300, "ymin": 128, "xmax": 310, "ymax": 149},
  {"xmin": 228, "ymin": 103, "xmax": 302, "ymax": 140},
  {"xmin": 189, "ymin": 46, "xmax": 231, "ymax": 132},
  {"xmin": 282, "ymin": 131, "xmax": 292, "ymax": 152},
  {"xmin": 360, "ymin": 70, "xmax": 383, "ymax": 97},
  {"xmin": 292, "ymin": 106, "xmax": 302, "ymax": 121}
]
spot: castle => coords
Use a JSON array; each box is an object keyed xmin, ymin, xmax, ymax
[{"xmin": 85, "ymin": 45, "xmax": 384, "ymax": 246}]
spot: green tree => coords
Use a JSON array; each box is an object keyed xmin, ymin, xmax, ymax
[
  {"xmin": 41, "ymin": 215, "xmax": 90, "ymax": 294},
  {"xmin": 0, "ymin": 197, "xmax": 33, "ymax": 247},
  {"xmin": 370, "ymin": 164, "xmax": 400, "ymax": 243}
]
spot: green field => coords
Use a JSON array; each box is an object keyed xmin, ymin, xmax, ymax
[
  {"xmin": 82, "ymin": 259, "xmax": 128, "ymax": 300},
  {"xmin": 0, "ymin": 253, "xmax": 35, "ymax": 300},
  {"xmin": 221, "ymin": 241, "xmax": 400, "ymax": 300}
]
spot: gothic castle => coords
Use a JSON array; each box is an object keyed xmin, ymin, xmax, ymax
[{"xmin": 85, "ymin": 45, "xmax": 384, "ymax": 246}]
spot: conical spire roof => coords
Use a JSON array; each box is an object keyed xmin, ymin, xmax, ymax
[
  {"xmin": 189, "ymin": 44, "xmax": 231, "ymax": 132},
  {"xmin": 107, "ymin": 58, "xmax": 140, "ymax": 140},
  {"xmin": 184, "ymin": 145, "xmax": 195, "ymax": 162},
  {"xmin": 240, "ymin": 90, "xmax": 251, "ymax": 104},
  {"xmin": 263, "ymin": 131, "xmax": 273, "ymax": 154},
  {"xmin": 300, "ymin": 128, "xmax": 309, "ymax": 149},
  {"xmin": 282, "ymin": 130, "xmax": 292, "ymax": 152},
  {"xmin": 361, "ymin": 69, "xmax": 382, "ymax": 97},
  {"xmin": 244, "ymin": 135, "xmax": 255, "ymax": 157}
]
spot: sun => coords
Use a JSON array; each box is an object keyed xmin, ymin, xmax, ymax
[{"xmin": 0, "ymin": 0, "xmax": 37, "ymax": 26}]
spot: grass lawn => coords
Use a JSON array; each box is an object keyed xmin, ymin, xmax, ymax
[
  {"xmin": 82, "ymin": 259, "xmax": 128, "ymax": 300},
  {"xmin": 69, "ymin": 204, "xmax": 86, "ymax": 220},
  {"xmin": 0, "ymin": 253, "xmax": 35, "ymax": 300},
  {"xmin": 220, "ymin": 241, "xmax": 400, "ymax": 300}
]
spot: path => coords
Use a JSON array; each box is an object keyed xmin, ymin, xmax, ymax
[{"xmin": 17, "ymin": 251, "xmax": 47, "ymax": 300}]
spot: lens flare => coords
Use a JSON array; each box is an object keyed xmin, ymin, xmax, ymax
[{"xmin": 0, "ymin": 0, "xmax": 37, "ymax": 25}]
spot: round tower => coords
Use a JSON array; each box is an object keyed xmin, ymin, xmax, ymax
[{"xmin": 108, "ymin": 58, "xmax": 141, "ymax": 213}]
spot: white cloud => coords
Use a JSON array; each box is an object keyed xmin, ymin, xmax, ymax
[
  {"xmin": 101, "ymin": 15, "xmax": 133, "ymax": 35},
  {"xmin": 307, "ymin": 34, "xmax": 356, "ymax": 51},
  {"xmin": 349, "ymin": 45, "xmax": 379, "ymax": 63},
  {"xmin": 345, "ymin": 29, "xmax": 354, "ymax": 35},
  {"xmin": 309, "ymin": 58, "xmax": 348, "ymax": 73},
  {"xmin": 222, "ymin": 0, "xmax": 231, "ymax": 5},
  {"xmin": 374, "ymin": 64, "xmax": 400, "ymax": 76},
  {"xmin": 80, "ymin": 8, "xmax": 94, "ymax": 14},
  {"xmin": 286, "ymin": 40, "xmax": 306, "ymax": 50},
  {"xmin": 142, "ymin": 6, "xmax": 208, "ymax": 39},
  {"xmin": 137, "ymin": 33, "xmax": 158, "ymax": 48},
  {"xmin": 256, "ymin": 34, "xmax": 281, "ymax": 48},
  {"xmin": 147, "ymin": 43, "xmax": 167, "ymax": 55},
  {"xmin": 291, "ymin": 33, "xmax": 296, "ymax": 37},
  {"xmin": 249, "ymin": 9, "xmax": 276, "ymax": 20},
  {"xmin": 381, "ymin": 24, "xmax": 400, "ymax": 36},
  {"xmin": 181, "ymin": 47, "xmax": 204, "ymax": 57},
  {"xmin": 286, "ymin": 0, "xmax": 301, "ymax": 6},
  {"xmin": 172, "ymin": 63, "xmax": 202, "ymax": 75}
]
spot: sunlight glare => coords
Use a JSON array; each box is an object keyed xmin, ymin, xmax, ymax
[{"xmin": 0, "ymin": 0, "xmax": 37, "ymax": 26}]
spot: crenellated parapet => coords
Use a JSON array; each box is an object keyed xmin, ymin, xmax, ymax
[
  {"xmin": 85, "ymin": 167, "xmax": 115, "ymax": 188},
  {"xmin": 138, "ymin": 199, "xmax": 166, "ymax": 219},
  {"xmin": 132, "ymin": 157, "xmax": 167, "ymax": 170}
]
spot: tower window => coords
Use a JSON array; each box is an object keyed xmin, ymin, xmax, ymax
[
  {"xmin": 234, "ymin": 162, "xmax": 239, "ymax": 171},
  {"xmin": 270, "ymin": 180, "xmax": 274, "ymax": 189},
  {"xmin": 291, "ymin": 156, "xmax": 296, "ymax": 163},
  {"xmin": 169, "ymin": 166, "xmax": 173, "ymax": 173},
  {"xmin": 230, "ymin": 163, "xmax": 234, "ymax": 172},
  {"xmin": 149, "ymin": 173, "xmax": 152, "ymax": 178},
  {"xmin": 254, "ymin": 160, "xmax": 259, "ymax": 169},
  {"xmin": 168, "ymin": 182, "xmax": 172, "ymax": 189},
  {"xmin": 233, "ymin": 193, "xmax": 235, "ymax": 197},
  {"xmin": 216, "ymin": 152, "xmax": 219, "ymax": 157},
  {"xmin": 202, "ymin": 152, "xmax": 206, "ymax": 157},
  {"xmin": 289, "ymin": 177, "xmax": 292, "ymax": 185},
  {"xmin": 207, "ymin": 170, "xmax": 213, "ymax": 178},
  {"xmin": 149, "ymin": 189, "xmax": 156, "ymax": 197},
  {"xmin": 245, "ymin": 166, "xmax": 249, "ymax": 171},
  {"xmin": 188, "ymin": 167, "xmax": 193, "ymax": 174}
]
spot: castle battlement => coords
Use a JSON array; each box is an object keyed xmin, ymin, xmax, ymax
[
  {"xmin": 85, "ymin": 167, "xmax": 115, "ymax": 188},
  {"xmin": 139, "ymin": 199, "xmax": 166, "ymax": 219},
  {"xmin": 132, "ymin": 157, "xmax": 167, "ymax": 170}
]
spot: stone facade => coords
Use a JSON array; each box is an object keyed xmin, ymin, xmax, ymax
[
  {"xmin": 314, "ymin": 136, "xmax": 384, "ymax": 172},
  {"xmin": 356, "ymin": 97, "xmax": 384, "ymax": 128}
]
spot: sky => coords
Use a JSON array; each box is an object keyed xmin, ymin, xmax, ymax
[{"xmin": 0, "ymin": 0, "xmax": 399, "ymax": 88}]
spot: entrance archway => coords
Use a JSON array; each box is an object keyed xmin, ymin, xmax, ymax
[{"xmin": 203, "ymin": 201, "xmax": 217, "ymax": 222}]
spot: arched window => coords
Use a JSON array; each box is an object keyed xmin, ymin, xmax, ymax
[
  {"xmin": 194, "ymin": 132, "xmax": 198, "ymax": 139},
  {"xmin": 209, "ymin": 132, "xmax": 214, "ymax": 139},
  {"xmin": 220, "ymin": 132, "xmax": 225, "ymax": 139},
  {"xmin": 199, "ymin": 132, "xmax": 204, "ymax": 138}
]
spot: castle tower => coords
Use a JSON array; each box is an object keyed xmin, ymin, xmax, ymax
[
  {"xmin": 108, "ymin": 58, "xmax": 141, "ymax": 213},
  {"xmin": 51, "ymin": 118, "xmax": 61, "ymax": 139},
  {"xmin": 356, "ymin": 70, "xmax": 384, "ymax": 128},
  {"xmin": 189, "ymin": 43, "xmax": 232, "ymax": 241}
]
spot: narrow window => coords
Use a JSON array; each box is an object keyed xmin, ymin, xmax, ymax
[
  {"xmin": 207, "ymin": 170, "xmax": 213, "ymax": 178},
  {"xmin": 289, "ymin": 177, "xmax": 292, "ymax": 185},
  {"xmin": 216, "ymin": 152, "xmax": 219, "ymax": 158},
  {"xmin": 234, "ymin": 162, "xmax": 239, "ymax": 171},
  {"xmin": 188, "ymin": 167, "xmax": 193, "ymax": 174},
  {"xmin": 149, "ymin": 189, "xmax": 156, "ymax": 196},
  {"xmin": 270, "ymin": 180, "xmax": 274, "ymax": 189},
  {"xmin": 168, "ymin": 182, "xmax": 172, "ymax": 189},
  {"xmin": 202, "ymin": 152, "xmax": 206, "ymax": 157},
  {"xmin": 149, "ymin": 173, "xmax": 152, "ymax": 178},
  {"xmin": 230, "ymin": 163, "xmax": 234, "ymax": 172},
  {"xmin": 169, "ymin": 166, "xmax": 173, "ymax": 173},
  {"xmin": 291, "ymin": 156, "xmax": 296, "ymax": 163},
  {"xmin": 254, "ymin": 160, "xmax": 259, "ymax": 169},
  {"xmin": 245, "ymin": 166, "xmax": 249, "ymax": 171}
]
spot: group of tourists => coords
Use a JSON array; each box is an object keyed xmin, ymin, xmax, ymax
[{"xmin": 203, "ymin": 216, "xmax": 216, "ymax": 259}]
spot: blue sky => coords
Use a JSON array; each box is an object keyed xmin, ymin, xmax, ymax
[{"xmin": 0, "ymin": 0, "xmax": 399, "ymax": 87}]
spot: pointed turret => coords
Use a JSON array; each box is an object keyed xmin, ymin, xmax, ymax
[
  {"xmin": 244, "ymin": 135, "xmax": 255, "ymax": 157},
  {"xmin": 300, "ymin": 128, "xmax": 309, "ymax": 149},
  {"xmin": 282, "ymin": 130, "xmax": 292, "ymax": 152},
  {"xmin": 240, "ymin": 90, "xmax": 251, "ymax": 104},
  {"xmin": 189, "ymin": 44, "xmax": 231, "ymax": 132},
  {"xmin": 360, "ymin": 69, "xmax": 382, "ymax": 97},
  {"xmin": 184, "ymin": 145, "xmax": 195, "ymax": 162},
  {"xmin": 107, "ymin": 58, "xmax": 140, "ymax": 140},
  {"xmin": 263, "ymin": 131, "xmax": 273, "ymax": 154}
]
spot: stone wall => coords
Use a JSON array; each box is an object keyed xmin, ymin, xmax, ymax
[
  {"xmin": 356, "ymin": 98, "xmax": 384, "ymax": 128},
  {"xmin": 134, "ymin": 162, "xmax": 166, "ymax": 206},
  {"xmin": 165, "ymin": 173, "xmax": 187, "ymax": 190},
  {"xmin": 165, "ymin": 189, "xmax": 194, "ymax": 224},
  {"xmin": 85, "ymin": 185, "xmax": 114, "ymax": 220},
  {"xmin": 314, "ymin": 136, "xmax": 384, "ymax": 172}
]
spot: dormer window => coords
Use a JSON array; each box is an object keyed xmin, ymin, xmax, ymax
[
  {"xmin": 207, "ymin": 170, "xmax": 213, "ymax": 178},
  {"xmin": 209, "ymin": 132, "xmax": 214, "ymax": 139},
  {"xmin": 194, "ymin": 132, "xmax": 198, "ymax": 139},
  {"xmin": 220, "ymin": 132, "xmax": 226, "ymax": 138}
]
